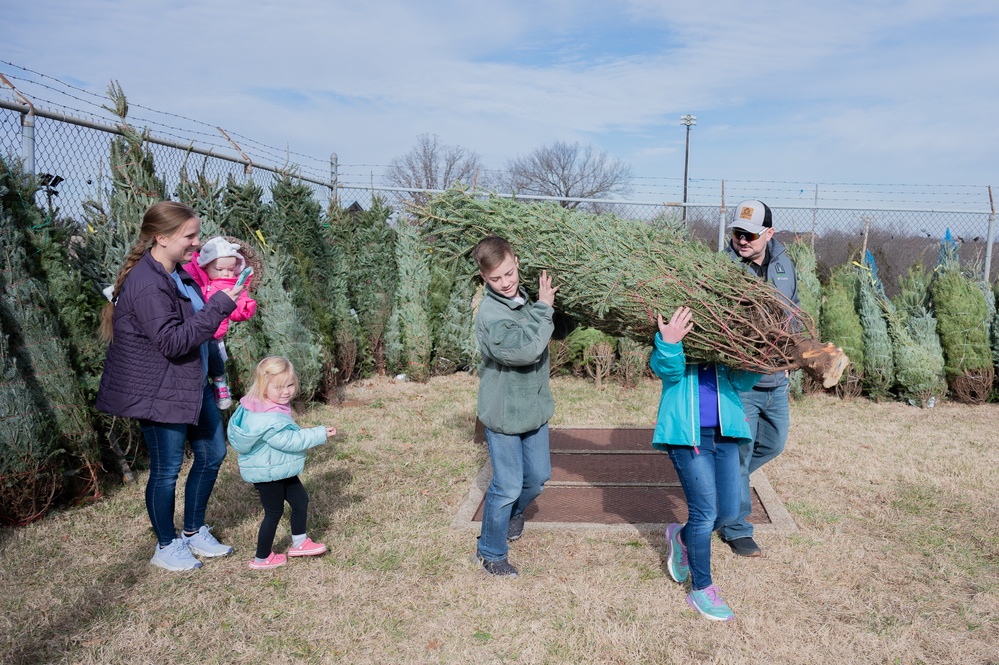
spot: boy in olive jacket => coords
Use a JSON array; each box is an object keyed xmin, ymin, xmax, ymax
[{"xmin": 472, "ymin": 236, "xmax": 558, "ymax": 578}]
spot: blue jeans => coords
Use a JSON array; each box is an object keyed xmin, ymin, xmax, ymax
[
  {"xmin": 718, "ymin": 383, "xmax": 790, "ymax": 542},
  {"xmin": 667, "ymin": 428, "xmax": 744, "ymax": 590},
  {"xmin": 139, "ymin": 382, "xmax": 227, "ymax": 546},
  {"xmin": 477, "ymin": 424, "xmax": 552, "ymax": 562}
]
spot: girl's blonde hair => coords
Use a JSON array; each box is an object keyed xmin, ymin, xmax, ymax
[
  {"xmin": 246, "ymin": 356, "xmax": 299, "ymax": 401},
  {"xmin": 99, "ymin": 201, "xmax": 198, "ymax": 344}
]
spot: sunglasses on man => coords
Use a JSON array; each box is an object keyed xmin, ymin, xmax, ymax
[{"xmin": 732, "ymin": 229, "xmax": 765, "ymax": 242}]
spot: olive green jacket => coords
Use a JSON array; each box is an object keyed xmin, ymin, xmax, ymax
[{"xmin": 475, "ymin": 285, "xmax": 555, "ymax": 435}]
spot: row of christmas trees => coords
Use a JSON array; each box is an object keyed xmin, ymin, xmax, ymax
[
  {"xmin": 791, "ymin": 235, "xmax": 998, "ymax": 406},
  {"xmin": 3, "ymin": 89, "xmax": 999, "ymax": 524}
]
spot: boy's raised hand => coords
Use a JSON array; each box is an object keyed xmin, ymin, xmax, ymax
[
  {"xmin": 538, "ymin": 270, "xmax": 558, "ymax": 306},
  {"xmin": 326, "ymin": 427, "xmax": 337, "ymax": 438},
  {"xmin": 657, "ymin": 306, "xmax": 693, "ymax": 344}
]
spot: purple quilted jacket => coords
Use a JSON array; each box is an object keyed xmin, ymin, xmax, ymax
[{"xmin": 96, "ymin": 251, "xmax": 236, "ymax": 425}]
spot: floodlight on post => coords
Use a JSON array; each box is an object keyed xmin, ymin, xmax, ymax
[{"xmin": 680, "ymin": 114, "xmax": 696, "ymax": 224}]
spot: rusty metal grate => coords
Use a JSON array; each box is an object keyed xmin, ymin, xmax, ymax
[{"xmin": 471, "ymin": 428, "xmax": 772, "ymax": 525}]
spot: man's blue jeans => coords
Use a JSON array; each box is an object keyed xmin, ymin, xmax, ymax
[
  {"xmin": 139, "ymin": 382, "xmax": 227, "ymax": 547},
  {"xmin": 718, "ymin": 383, "xmax": 790, "ymax": 543},
  {"xmin": 477, "ymin": 424, "xmax": 551, "ymax": 562},
  {"xmin": 667, "ymin": 428, "xmax": 743, "ymax": 590}
]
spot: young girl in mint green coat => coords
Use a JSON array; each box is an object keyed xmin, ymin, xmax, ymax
[{"xmin": 227, "ymin": 356, "xmax": 336, "ymax": 570}]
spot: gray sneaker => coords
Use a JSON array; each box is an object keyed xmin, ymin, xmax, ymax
[
  {"xmin": 475, "ymin": 554, "xmax": 519, "ymax": 578},
  {"xmin": 182, "ymin": 525, "xmax": 233, "ymax": 558},
  {"xmin": 725, "ymin": 536, "xmax": 762, "ymax": 557},
  {"xmin": 150, "ymin": 538, "xmax": 203, "ymax": 571},
  {"xmin": 507, "ymin": 513, "xmax": 525, "ymax": 542}
]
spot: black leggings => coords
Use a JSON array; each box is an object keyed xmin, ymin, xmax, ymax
[{"xmin": 253, "ymin": 476, "xmax": 309, "ymax": 559}]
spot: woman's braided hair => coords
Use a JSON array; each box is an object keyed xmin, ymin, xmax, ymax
[{"xmin": 99, "ymin": 201, "xmax": 198, "ymax": 344}]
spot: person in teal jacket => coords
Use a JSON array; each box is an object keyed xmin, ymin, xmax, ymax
[
  {"xmin": 227, "ymin": 356, "xmax": 337, "ymax": 570},
  {"xmin": 651, "ymin": 307, "xmax": 760, "ymax": 622},
  {"xmin": 472, "ymin": 235, "xmax": 558, "ymax": 579}
]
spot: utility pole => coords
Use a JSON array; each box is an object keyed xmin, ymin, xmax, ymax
[{"xmin": 680, "ymin": 114, "xmax": 696, "ymax": 224}]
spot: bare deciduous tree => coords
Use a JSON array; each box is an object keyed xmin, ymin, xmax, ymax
[
  {"xmin": 385, "ymin": 134, "xmax": 489, "ymax": 195},
  {"xmin": 502, "ymin": 141, "xmax": 632, "ymax": 208}
]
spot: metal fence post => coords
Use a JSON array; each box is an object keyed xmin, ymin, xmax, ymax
[
  {"xmin": 811, "ymin": 184, "xmax": 819, "ymax": 250},
  {"xmin": 331, "ymin": 152, "xmax": 338, "ymax": 206},
  {"xmin": 716, "ymin": 180, "xmax": 728, "ymax": 252},
  {"xmin": 21, "ymin": 109, "xmax": 34, "ymax": 174},
  {"xmin": 984, "ymin": 185, "xmax": 995, "ymax": 282}
]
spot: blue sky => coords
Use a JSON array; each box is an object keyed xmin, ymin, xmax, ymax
[{"xmin": 3, "ymin": 0, "xmax": 999, "ymax": 208}]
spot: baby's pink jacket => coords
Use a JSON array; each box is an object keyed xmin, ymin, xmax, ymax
[{"xmin": 182, "ymin": 251, "xmax": 258, "ymax": 339}]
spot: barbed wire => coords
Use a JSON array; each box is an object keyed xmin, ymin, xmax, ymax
[
  {"xmin": 0, "ymin": 60, "xmax": 328, "ymax": 170},
  {"xmin": 2, "ymin": 60, "xmax": 995, "ymax": 213}
]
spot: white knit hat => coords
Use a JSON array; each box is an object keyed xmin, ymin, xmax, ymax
[{"xmin": 197, "ymin": 237, "xmax": 246, "ymax": 270}]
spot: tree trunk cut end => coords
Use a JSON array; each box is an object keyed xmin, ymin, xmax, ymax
[{"xmin": 794, "ymin": 339, "xmax": 850, "ymax": 388}]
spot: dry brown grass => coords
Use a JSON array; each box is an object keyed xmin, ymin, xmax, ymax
[{"xmin": 1, "ymin": 375, "xmax": 997, "ymax": 664}]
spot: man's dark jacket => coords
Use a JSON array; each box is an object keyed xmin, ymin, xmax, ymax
[{"xmin": 725, "ymin": 237, "xmax": 799, "ymax": 389}]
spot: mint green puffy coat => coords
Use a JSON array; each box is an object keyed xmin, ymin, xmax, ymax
[
  {"xmin": 227, "ymin": 406, "xmax": 327, "ymax": 483},
  {"xmin": 650, "ymin": 334, "xmax": 760, "ymax": 449},
  {"xmin": 475, "ymin": 285, "xmax": 555, "ymax": 435}
]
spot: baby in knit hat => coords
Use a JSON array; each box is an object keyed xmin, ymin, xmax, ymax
[{"xmin": 183, "ymin": 237, "xmax": 258, "ymax": 409}]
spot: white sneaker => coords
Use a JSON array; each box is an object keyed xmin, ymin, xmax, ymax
[
  {"xmin": 182, "ymin": 525, "xmax": 233, "ymax": 558},
  {"xmin": 150, "ymin": 538, "xmax": 203, "ymax": 571}
]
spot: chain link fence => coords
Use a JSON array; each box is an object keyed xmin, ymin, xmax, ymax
[
  {"xmin": 4, "ymin": 100, "xmax": 997, "ymax": 294},
  {"xmin": 1, "ymin": 101, "xmax": 334, "ymax": 223}
]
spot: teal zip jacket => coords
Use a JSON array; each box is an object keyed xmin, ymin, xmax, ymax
[
  {"xmin": 227, "ymin": 404, "xmax": 327, "ymax": 483},
  {"xmin": 475, "ymin": 284, "xmax": 555, "ymax": 435},
  {"xmin": 649, "ymin": 333, "xmax": 760, "ymax": 449}
]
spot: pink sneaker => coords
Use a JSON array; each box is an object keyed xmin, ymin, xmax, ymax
[
  {"xmin": 287, "ymin": 537, "xmax": 327, "ymax": 557},
  {"xmin": 248, "ymin": 552, "xmax": 287, "ymax": 570}
]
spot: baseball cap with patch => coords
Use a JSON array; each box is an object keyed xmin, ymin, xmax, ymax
[{"xmin": 727, "ymin": 199, "xmax": 773, "ymax": 235}]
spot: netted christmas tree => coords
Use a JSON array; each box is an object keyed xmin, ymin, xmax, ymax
[
  {"xmin": 218, "ymin": 178, "xmax": 270, "ymax": 393},
  {"xmin": 889, "ymin": 264, "xmax": 946, "ymax": 405},
  {"xmin": 857, "ymin": 253, "xmax": 894, "ymax": 398},
  {"xmin": 0, "ymin": 168, "xmax": 100, "ymax": 523},
  {"xmin": 992, "ymin": 280, "xmax": 999, "ymax": 372},
  {"xmin": 386, "ymin": 220, "xmax": 432, "ymax": 382},
  {"xmin": 269, "ymin": 173, "xmax": 334, "ymax": 326},
  {"xmin": 785, "ymin": 238, "xmax": 823, "ymax": 395},
  {"xmin": 431, "ymin": 275, "xmax": 480, "ymax": 375},
  {"xmin": 326, "ymin": 262, "xmax": 363, "ymax": 402},
  {"xmin": 981, "ymin": 279, "xmax": 996, "ymax": 381},
  {"xmin": 336, "ymin": 197, "xmax": 397, "ymax": 376},
  {"xmin": 0, "ymin": 158, "xmax": 107, "ymax": 405},
  {"xmin": 415, "ymin": 189, "xmax": 848, "ymax": 387},
  {"xmin": 252, "ymin": 249, "xmax": 324, "ymax": 400},
  {"xmin": 820, "ymin": 266, "xmax": 865, "ymax": 397},
  {"xmin": 930, "ymin": 231, "xmax": 993, "ymax": 403}
]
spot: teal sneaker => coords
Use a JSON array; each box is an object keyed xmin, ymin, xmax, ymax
[
  {"xmin": 686, "ymin": 585, "xmax": 735, "ymax": 622},
  {"xmin": 665, "ymin": 523, "xmax": 689, "ymax": 583},
  {"xmin": 150, "ymin": 538, "xmax": 203, "ymax": 571},
  {"xmin": 182, "ymin": 525, "xmax": 233, "ymax": 558}
]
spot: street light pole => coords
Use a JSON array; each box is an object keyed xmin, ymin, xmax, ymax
[{"xmin": 680, "ymin": 114, "xmax": 696, "ymax": 224}]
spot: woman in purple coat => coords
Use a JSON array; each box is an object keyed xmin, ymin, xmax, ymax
[{"xmin": 96, "ymin": 201, "xmax": 243, "ymax": 571}]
